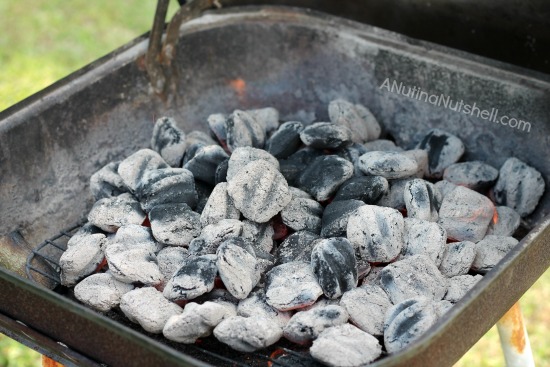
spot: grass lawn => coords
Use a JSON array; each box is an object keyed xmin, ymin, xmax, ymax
[{"xmin": 0, "ymin": 1, "xmax": 548, "ymax": 366}]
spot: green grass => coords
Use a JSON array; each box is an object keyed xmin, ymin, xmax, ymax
[{"xmin": 0, "ymin": 1, "xmax": 548, "ymax": 366}]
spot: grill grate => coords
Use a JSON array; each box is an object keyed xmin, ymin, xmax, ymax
[{"xmin": 27, "ymin": 223, "xmax": 323, "ymax": 367}]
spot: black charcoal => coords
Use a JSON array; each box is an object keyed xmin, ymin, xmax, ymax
[
  {"xmin": 297, "ymin": 155, "xmax": 354, "ymax": 201},
  {"xmin": 151, "ymin": 117, "xmax": 186, "ymax": 167},
  {"xmin": 118, "ymin": 149, "xmax": 168, "ymax": 191},
  {"xmin": 149, "ymin": 203, "xmax": 201, "ymax": 246},
  {"xmin": 67, "ymin": 223, "xmax": 104, "ymax": 248},
  {"xmin": 443, "ymin": 161, "xmax": 499, "ymax": 192},
  {"xmin": 60, "ymin": 233, "xmax": 106, "ymax": 286},
  {"xmin": 226, "ymin": 146, "xmax": 279, "ymax": 181},
  {"xmin": 493, "ymin": 157, "xmax": 545, "ymax": 217},
  {"xmin": 227, "ymin": 160, "xmax": 291, "ymax": 223},
  {"xmin": 320, "ymin": 199, "xmax": 365, "ymax": 238},
  {"xmin": 238, "ymin": 288, "xmax": 292, "ymax": 328},
  {"xmin": 247, "ymin": 107, "xmax": 280, "ymax": 134},
  {"xmin": 283, "ymin": 305, "xmax": 349, "ymax": 344},
  {"xmin": 472, "ymin": 235, "xmax": 519, "ymax": 273},
  {"xmin": 213, "ymin": 315, "xmax": 283, "ymax": 352},
  {"xmin": 347, "ymin": 205, "xmax": 404, "ymax": 263},
  {"xmin": 105, "ymin": 242, "xmax": 162, "ymax": 285},
  {"xmin": 340, "ymin": 284, "xmax": 392, "ymax": 336},
  {"xmin": 336, "ymin": 143, "xmax": 369, "ymax": 177},
  {"xmin": 225, "ymin": 109, "xmax": 266, "ymax": 151},
  {"xmin": 358, "ymin": 151, "xmax": 418, "ymax": 179},
  {"xmin": 120, "ymin": 287, "xmax": 182, "ymax": 334},
  {"xmin": 87, "ymin": 193, "xmax": 145, "ymax": 233},
  {"xmin": 299, "ymin": 122, "xmax": 353, "ymax": 149},
  {"xmin": 444, "ymin": 274, "xmax": 483, "ymax": 302},
  {"xmin": 402, "ymin": 149, "xmax": 429, "ymax": 178},
  {"xmin": 363, "ymin": 139, "xmax": 403, "ymax": 152},
  {"xmin": 266, "ymin": 121, "xmax": 304, "ymax": 159},
  {"xmin": 415, "ymin": 128, "xmax": 465, "ymax": 179},
  {"xmin": 214, "ymin": 158, "xmax": 229, "ymax": 184},
  {"xmin": 486, "ymin": 206, "xmax": 521, "ymax": 236},
  {"xmin": 311, "ymin": 238, "xmax": 357, "ymax": 299},
  {"xmin": 265, "ymin": 261, "xmax": 323, "ymax": 311},
  {"xmin": 200, "ymin": 182, "xmax": 240, "ymax": 226},
  {"xmin": 207, "ymin": 113, "xmax": 228, "ymax": 143},
  {"xmin": 241, "ymin": 220, "xmax": 274, "ymax": 254},
  {"xmin": 90, "ymin": 161, "xmax": 128, "ymax": 200},
  {"xmin": 183, "ymin": 145, "xmax": 229, "ymax": 186},
  {"xmin": 439, "ymin": 241, "xmax": 476, "ymax": 277},
  {"xmin": 156, "ymin": 246, "xmax": 190, "ymax": 281},
  {"xmin": 181, "ymin": 142, "xmax": 206, "ymax": 166},
  {"xmin": 276, "ymin": 231, "xmax": 320, "ymax": 264},
  {"xmin": 281, "ymin": 197, "xmax": 323, "ymax": 234},
  {"xmin": 403, "ymin": 179, "xmax": 441, "ymax": 222},
  {"xmin": 74, "ymin": 272, "xmax": 134, "ymax": 312},
  {"xmin": 401, "ymin": 218, "xmax": 447, "ymax": 266},
  {"xmin": 189, "ymin": 219, "xmax": 243, "ymax": 255},
  {"xmin": 279, "ymin": 148, "xmax": 324, "ymax": 185},
  {"xmin": 333, "ymin": 175, "xmax": 389, "ymax": 203},
  {"xmin": 379, "ymin": 255, "xmax": 448, "ymax": 303},
  {"xmin": 193, "ymin": 180, "xmax": 213, "ymax": 214},
  {"xmin": 135, "ymin": 168, "xmax": 197, "ymax": 212},
  {"xmin": 163, "ymin": 255, "xmax": 218, "ymax": 301},
  {"xmin": 217, "ymin": 241, "xmax": 260, "ymax": 299},
  {"xmin": 310, "ymin": 324, "xmax": 382, "ymax": 367},
  {"xmin": 376, "ymin": 177, "xmax": 414, "ymax": 210}
]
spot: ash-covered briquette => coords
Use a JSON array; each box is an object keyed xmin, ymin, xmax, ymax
[
  {"xmin": 415, "ymin": 128, "xmax": 465, "ymax": 179},
  {"xmin": 67, "ymin": 223, "xmax": 104, "ymax": 248},
  {"xmin": 296, "ymin": 155, "xmax": 354, "ymax": 201},
  {"xmin": 193, "ymin": 180, "xmax": 213, "ymax": 214},
  {"xmin": 275, "ymin": 231, "xmax": 320, "ymax": 264},
  {"xmin": 60, "ymin": 233, "xmax": 106, "ymax": 286},
  {"xmin": 214, "ymin": 158, "xmax": 229, "ymax": 184},
  {"xmin": 361, "ymin": 265, "xmax": 384, "ymax": 286},
  {"xmin": 241, "ymin": 220, "xmax": 274, "ymax": 254},
  {"xmin": 339, "ymin": 284, "xmax": 392, "ymax": 336},
  {"xmin": 311, "ymin": 238, "xmax": 357, "ymax": 299},
  {"xmin": 443, "ymin": 161, "xmax": 499, "ymax": 192},
  {"xmin": 87, "ymin": 193, "xmax": 145, "ymax": 233},
  {"xmin": 113, "ymin": 224, "xmax": 162, "ymax": 251},
  {"xmin": 333, "ymin": 175, "xmax": 389, "ymax": 204},
  {"xmin": 207, "ymin": 113, "xmax": 228, "ymax": 143},
  {"xmin": 435, "ymin": 300, "xmax": 454, "ymax": 318},
  {"xmin": 328, "ymin": 99, "xmax": 381, "ymax": 143},
  {"xmin": 216, "ymin": 242, "xmax": 260, "ymax": 300},
  {"xmin": 403, "ymin": 179, "xmax": 441, "ymax": 222},
  {"xmin": 156, "ymin": 246, "xmax": 190, "ymax": 281},
  {"xmin": 402, "ymin": 149, "xmax": 429, "ymax": 178},
  {"xmin": 151, "ymin": 117, "xmax": 187, "ymax": 167},
  {"xmin": 358, "ymin": 151, "xmax": 418, "ymax": 179},
  {"xmin": 237, "ymin": 288, "xmax": 292, "ymax": 328},
  {"xmin": 227, "ymin": 160, "xmax": 291, "ymax": 223},
  {"xmin": 347, "ymin": 205, "xmax": 404, "ymax": 263},
  {"xmin": 149, "ymin": 203, "xmax": 201, "ymax": 246},
  {"xmin": 383, "ymin": 297, "xmax": 438, "ymax": 354},
  {"xmin": 120, "ymin": 287, "xmax": 182, "ymax": 334},
  {"xmin": 363, "ymin": 139, "xmax": 403, "ymax": 152},
  {"xmin": 438, "ymin": 186, "xmax": 494, "ymax": 242},
  {"xmin": 376, "ymin": 177, "xmax": 414, "ymax": 210},
  {"xmin": 379, "ymin": 254, "xmax": 448, "ymax": 304},
  {"xmin": 434, "ymin": 179, "xmax": 458, "ymax": 200},
  {"xmin": 336, "ymin": 143, "xmax": 369, "ymax": 177},
  {"xmin": 200, "ymin": 182, "xmax": 240, "ymax": 226},
  {"xmin": 163, "ymin": 301, "xmax": 236, "ymax": 343},
  {"xmin": 289, "ymin": 186, "xmax": 313, "ymax": 199},
  {"xmin": 486, "ymin": 206, "xmax": 520, "ymax": 236},
  {"xmin": 183, "ymin": 144, "xmax": 229, "ymax": 186},
  {"xmin": 105, "ymin": 242, "xmax": 163, "ymax": 285},
  {"xmin": 225, "ymin": 109, "xmax": 266, "ymax": 151},
  {"xmin": 493, "ymin": 157, "xmax": 545, "ymax": 217},
  {"xmin": 247, "ymin": 107, "xmax": 280, "ymax": 134},
  {"xmin": 181, "ymin": 142, "xmax": 206, "ymax": 166},
  {"xmin": 117, "ymin": 149, "xmax": 169, "ymax": 192},
  {"xmin": 283, "ymin": 305, "xmax": 349, "ymax": 344},
  {"xmin": 135, "ymin": 168, "xmax": 197, "ymax": 212},
  {"xmin": 226, "ymin": 146, "xmax": 280, "ymax": 181},
  {"xmin": 299, "ymin": 122, "xmax": 353, "ymax": 149},
  {"xmin": 213, "ymin": 315, "xmax": 283, "ymax": 352},
  {"xmin": 188, "ymin": 219, "xmax": 243, "ymax": 255},
  {"xmin": 310, "ymin": 324, "xmax": 382, "ymax": 367},
  {"xmin": 265, "ymin": 121, "xmax": 304, "ymax": 159},
  {"xmin": 401, "ymin": 218, "xmax": 447, "ymax": 266},
  {"xmin": 444, "ymin": 274, "xmax": 483, "ymax": 302},
  {"xmin": 184, "ymin": 130, "xmax": 217, "ymax": 148},
  {"xmin": 90, "ymin": 161, "xmax": 128, "ymax": 200},
  {"xmin": 439, "ymin": 241, "xmax": 476, "ymax": 277},
  {"xmin": 281, "ymin": 197, "xmax": 323, "ymax": 234},
  {"xmin": 278, "ymin": 147, "xmax": 324, "ymax": 185},
  {"xmin": 320, "ymin": 199, "xmax": 365, "ymax": 238},
  {"xmin": 74, "ymin": 272, "xmax": 134, "ymax": 312},
  {"xmin": 471, "ymin": 235, "xmax": 519, "ymax": 273},
  {"xmin": 265, "ymin": 261, "xmax": 324, "ymax": 311},
  {"xmin": 163, "ymin": 255, "xmax": 218, "ymax": 301}
]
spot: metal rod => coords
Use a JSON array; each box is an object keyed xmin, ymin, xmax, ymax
[
  {"xmin": 496, "ymin": 302, "xmax": 535, "ymax": 367},
  {"xmin": 146, "ymin": 0, "xmax": 170, "ymax": 94}
]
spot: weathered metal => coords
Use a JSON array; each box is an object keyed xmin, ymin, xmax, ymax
[{"xmin": 497, "ymin": 303, "xmax": 535, "ymax": 367}]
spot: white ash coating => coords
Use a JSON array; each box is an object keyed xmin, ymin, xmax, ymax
[
  {"xmin": 88, "ymin": 193, "xmax": 145, "ymax": 233},
  {"xmin": 443, "ymin": 161, "xmax": 498, "ymax": 191},
  {"xmin": 328, "ymin": 99, "xmax": 370, "ymax": 143},
  {"xmin": 241, "ymin": 220, "xmax": 274, "ymax": 254},
  {"xmin": 347, "ymin": 205, "xmax": 404, "ymax": 263},
  {"xmin": 444, "ymin": 274, "xmax": 483, "ymax": 302},
  {"xmin": 363, "ymin": 139, "xmax": 403, "ymax": 152},
  {"xmin": 403, "ymin": 179, "xmax": 440, "ymax": 222},
  {"xmin": 226, "ymin": 147, "xmax": 279, "ymax": 181},
  {"xmin": 60, "ymin": 233, "xmax": 106, "ymax": 286},
  {"xmin": 283, "ymin": 305, "xmax": 349, "ymax": 344},
  {"xmin": 189, "ymin": 219, "xmax": 243, "ymax": 255},
  {"xmin": 184, "ymin": 130, "xmax": 216, "ymax": 147},
  {"xmin": 403, "ymin": 149, "xmax": 429, "ymax": 178},
  {"xmin": 379, "ymin": 254, "xmax": 448, "ymax": 304},
  {"xmin": 401, "ymin": 218, "xmax": 447, "ymax": 266},
  {"xmin": 289, "ymin": 186, "xmax": 313, "ymax": 199},
  {"xmin": 163, "ymin": 255, "xmax": 218, "ymax": 301},
  {"xmin": 354, "ymin": 102, "xmax": 382, "ymax": 141},
  {"xmin": 383, "ymin": 297, "xmax": 438, "ymax": 354},
  {"xmin": 105, "ymin": 242, "xmax": 162, "ymax": 285},
  {"xmin": 299, "ymin": 122, "xmax": 353, "ymax": 149},
  {"xmin": 296, "ymin": 155, "xmax": 354, "ymax": 202},
  {"xmin": 151, "ymin": 117, "xmax": 186, "ymax": 167},
  {"xmin": 117, "ymin": 149, "xmax": 168, "ymax": 191},
  {"xmin": 213, "ymin": 315, "xmax": 283, "ymax": 352},
  {"xmin": 265, "ymin": 261, "xmax": 323, "ymax": 311},
  {"xmin": 281, "ymin": 197, "xmax": 323, "ymax": 234},
  {"xmin": 156, "ymin": 246, "xmax": 190, "ymax": 281},
  {"xmin": 237, "ymin": 288, "xmax": 292, "ymax": 328},
  {"xmin": 207, "ymin": 113, "xmax": 227, "ymax": 141},
  {"xmin": 486, "ymin": 206, "xmax": 521, "ymax": 236},
  {"xmin": 358, "ymin": 151, "xmax": 418, "ymax": 179},
  {"xmin": 415, "ymin": 128, "xmax": 465, "ymax": 179},
  {"xmin": 434, "ymin": 300, "xmax": 454, "ymax": 318},
  {"xmin": 340, "ymin": 284, "xmax": 392, "ymax": 336},
  {"xmin": 200, "ymin": 183, "xmax": 240, "ymax": 226},
  {"xmin": 471, "ymin": 235, "xmax": 519, "ymax": 273},
  {"xmin": 163, "ymin": 301, "xmax": 236, "ymax": 343},
  {"xmin": 216, "ymin": 242, "xmax": 260, "ymax": 300},
  {"xmin": 114, "ymin": 224, "xmax": 155, "ymax": 245},
  {"xmin": 493, "ymin": 157, "xmax": 545, "ymax": 217},
  {"xmin": 90, "ymin": 161, "xmax": 128, "ymax": 200},
  {"xmin": 74, "ymin": 272, "xmax": 134, "ymax": 312},
  {"xmin": 247, "ymin": 107, "xmax": 280, "ymax": 134},
  {"xmin": 434, "ymin": 180, "xmax": 458, "ymax": 200},
  {"xmin": 225, "ymin": 109, "xmax": 266, "ymax": 151},
  {"xmin": 227, "ymin": 160, "xmax": 291, "ymax": 223},
  {"xmin": 439, "ymin": 241, "xmax": 476, "ymax": 277},
  {"xmin": 120, "ymin": 287, "xmax": 182, "ymax": 334},
  {"xmin": 276, "ymin": 231, "xmax": 320, "ymax": 265},
  {"xmin": 149, "ymin": 203, "xmax": 201, "ymax": 246},
  {"xmin": 310, "ymin": 324, "xmax": 382, "ymax": 367},
  {"xmin": 376, "ymin": 177, "xmax": 414, "ymax": 210},
  {"xmin": 438, "ymin": 186, "xmax": 494, "ymax": 242},
  {"xmin": 361, "ymin": 265, "xmax": 384, "ymax": 286}
]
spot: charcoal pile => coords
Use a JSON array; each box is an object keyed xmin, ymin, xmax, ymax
[{"xmin": 61, "ymin": 100, "xmax": 545, "ymax": 367}]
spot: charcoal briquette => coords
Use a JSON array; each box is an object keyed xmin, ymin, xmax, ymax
[
  {"xmin": 401, "ymin": 218, "xmax": 447, "ymax": 266},
  {"xmin": 435, "ymin": 300, "xmax": 453, "ymax": 318},
  {"xmin": 299, "ymin": 122, "xmax": 353, "ymax": 149},
  {"xmin": 333, "ymin": 175, "xmax": 389, "ymax": 204},
  {"xmin": 241, "ymin": 219, "xmax": 274, "ymax": 254},
  {"xmin": 279, "ymin": 147, "xmax": 325, "ymax": 185},
  {"xmin": 225, "ymin": 109, "xmax": 266, "ymax": 151},
  {"xmin": 415, "ymin": 128, "xmax": 465, "ymax": 179},
  {"xmin": 67, "ymin": 223, "xmax": 104, "ymax": 248},
  {"xmin": 163, "ymin": 255, "xmax": 218, "ymax": 301},
  {"xmin": 275, "ymin": 231, "xmax": 320, "ymax": 265},
  {"xmin": 471, "ymin": 235, "xmax": 519, "ymax": 273},
  {"xmin": 149, "ymin": 203, "xmax": 201, "ymax": 246},
  {"xmin": 320, "ymin": 199, "xmax": 365, "ymax": 238},
  {"xmin": 438, "ymin": 241, "xmax": 476, "ymax": 277},
  {"xmin": 340, "ymin": 284, "xmax": 392, "ymax": 336},
  {"xmin": 444, "ymin": 274, "xmax": 483, "ymax": 302},
  {"xmin": 193, "ymin": 179, "xmax": 213, "ymax": 214},
  {"xmin": 113, "ymin": 224, "xmax": 162, "ymax": 251},
  {"xmin": 376, "ymin": 177, "xmax": 414, "ymax": 210},
  {"xmin": 354, "ymin": 103, "xmax": 382, "ymax": 141},
  {"xmin": 184, "ymin": 130, "xmax": 217, "ymax": 147},
  {"xmin": 289, "ymin": 186, "xmax": 313, "ymax": 199},
  {"xmin": 363, "ymin": 139, "xmax": 403, "ymax": 152},
  {"xmin": 247, "ymin": 107, "xmax": 280, "ymax": 134},
  {"xmin": 200, "ymin": 182, "xmax": 240, "ymax": 226},
  {"xmin": 88, "ymin": 193, "xmax": 145, "ymax": 233},
  {"xmin": 226, "ymin": 146, "xmax": 279, "ymax": 182},
  {"xmin": 434, "ymin": 180, "xmax": 458, "ymax": 200},
  {"xmin": 135, "ymin": 168, "xmax": 197, "ymax": 212},
  {"xmin": 151, "ymin": 117, "xmax": 186, "ymax": 167},
  {"xmin": 105, "ymin": 242, "xmax": 163, "ymax": 285},
  {"xmin": 403, "ymin": 179, "xmax": 441, "ymax": 222},
  {"xmin": 213, "ymin": 315, "xmax": 283, "ymax": 352},
  {"xmin": 283, "ymin": 305, "xmax": 349, "ymax": 344},
  {"xmin": 60, "ymin": 233, "xmax": 106, "ymax": 286},
  {"xmin": 214, "ymin": 158, "xmax": 229, "ymax": 184},
  {"xmin": 297, "ymin": 155, "xmax": 354, "ymax": 201},
  {"xmin": 90, "ymin": 161, "xmax": 128, "ymax": 200},
  {"xmin": 402, "ymin": 149, "xmax": 429, "ymax": 178},
  {"xmin": 216, "ymin": 241, "xmax": 260, "ymax": 299},
  {"xmin": 443, "ymin": 161, "xmax": 499, "ymax": 192},
  {"xmin": 237, "ymin": 288, "xmax": 292, "ymax": 328},
  {"xmin": 328, "ymin": 99, "xmax": 381, "ymax": 143},
  {"xmin": 74, "ymin": 272, "xmax": 134, "ymax": 312},
  {"xmin": 358, "ymin": 151, "xmax": 418, "ymax": 179},
  {"xmin": 188, "ymin": 219, "xmax": 243, "ymax": 255},
  {"xmin": 207, "ymin": 113, "xmax": 228, "ymax": 143},
  {"xmin": 156, "ymin": 246, "xmax": 190, "ymax": 281},
  {"xmin": 183, "ymin": 144, "xmax": 229, "ymax": 186},
  {"xmin": 266, "ymin": 121, "xmax": 304, "ymax": 159},
  {"xmin": 118, "ymin": 149, "xmax": 168, "ymax": 192},
  {"xmin": 335, "ymin": 143, "xmax": 369, "ymax": 177},
  {"xmin": 281, "ymin": 197, "xmax": 323, "ymax": 234},
  {"xmin": 486, "ymin": 206, "xmax": 520, "ymax": 236},
  {"xmin": 361, "ymin": 265, "xmax": 384, "ymax": 287}
]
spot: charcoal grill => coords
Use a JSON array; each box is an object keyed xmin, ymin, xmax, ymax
[{"xmin": 1, "ymin": 2, "xmax": 550, "ymax": 367}]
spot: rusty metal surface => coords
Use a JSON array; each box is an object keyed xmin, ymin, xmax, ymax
[{"xmin": 0, "ymin": 6, "xmax": 549, "ymax": 367}]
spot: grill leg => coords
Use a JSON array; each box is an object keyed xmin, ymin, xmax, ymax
[
  {"xmin": 42, "ymin": 355, "xmax": 65, "ymax": 367},
  {"xmin": 496, "ymin": 302, "xmax": 535, "ymax": 367}
]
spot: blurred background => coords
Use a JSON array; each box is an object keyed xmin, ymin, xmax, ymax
[{"xmin": 0, "ymin": 1, "xmax": 548, "ymax": 366}]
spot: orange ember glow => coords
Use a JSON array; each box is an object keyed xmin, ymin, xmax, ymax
[
  {"xmin": 493, "ymin": 207, "xmax": 499, "ymax": 224},
  {"xmin": 42, "ymin": 356, "xmax": 65, "ymax": 367},
  {"xmin": 267, "ymin": 348, "xmax": 287, "ymax": 367},
  {"xmin": 229, "ymin": 78, "xmax": 247, "ymax": 100}
]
